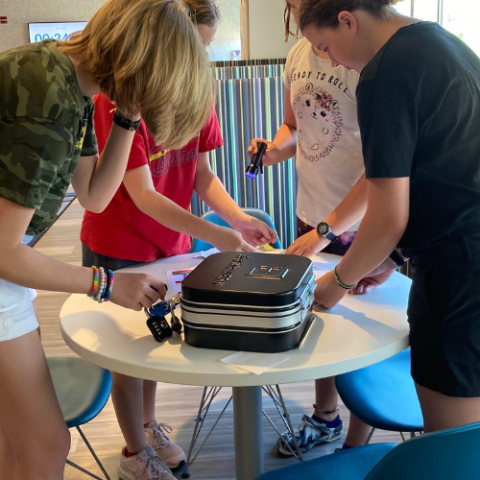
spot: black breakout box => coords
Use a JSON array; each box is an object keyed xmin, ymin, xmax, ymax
[{"xmin": 181, "ymin": 252, "xmax": 315, "ymax": 353}]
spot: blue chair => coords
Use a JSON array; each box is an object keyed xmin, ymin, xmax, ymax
[
  {"xmin": 256, "ymin": 421, "xmax": 480, "ymax": 480},
  {"xmin": 47, "ymin": 357, "xmax": 112, "ymax": 480},
  {"xmin": 190, "ymin": 208, "xmax": 282, "ymax": 252},
  {"xmin": 335, "ymin": 349, "xmax": 423, "ymax": 442}
]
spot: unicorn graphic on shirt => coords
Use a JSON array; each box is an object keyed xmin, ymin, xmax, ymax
[{"xmin": 292, "ymin": 82, "xmax": 343, "ymax": 161}]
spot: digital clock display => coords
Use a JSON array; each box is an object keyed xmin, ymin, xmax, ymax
[{"xmin": 28, "ymin": 22, "xmax": 87, "ymax": 43}]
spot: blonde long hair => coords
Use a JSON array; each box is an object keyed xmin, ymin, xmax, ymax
[{"xmin": 59, "ymin": 0, "xmax": 213, "ymax": 149}]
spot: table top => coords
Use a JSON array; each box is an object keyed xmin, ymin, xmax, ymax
[{"xmin": 60, "ymin": 252, "xmax": 411, "ymax": 387}]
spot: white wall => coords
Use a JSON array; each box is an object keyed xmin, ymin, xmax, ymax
[
  {"xmin": 0, "ymin": 0, "xmax": 105, "ymax": 53},
  {"xmin": 248, "ymin": 0, "xmax": 298, "ymax": 59},
  {"xmin": 0, "ymin": 0, "xmax": 290, "ymax": 60},
  {"xmin": 0, "ymin": 0, "xmax": 241, "ymax": 61}
]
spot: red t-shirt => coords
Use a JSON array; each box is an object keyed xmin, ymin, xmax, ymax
[{"xmin": 80, "ymin": 94, "xmax": 224, "ymax": 262}]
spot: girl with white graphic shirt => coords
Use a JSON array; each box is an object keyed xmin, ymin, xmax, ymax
[{"xmin": 247, "ymin": 0, "xmax": 372, "ymax": 457}]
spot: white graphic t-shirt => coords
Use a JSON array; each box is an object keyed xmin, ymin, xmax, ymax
[{"xmin": 283, "ymin": 38, "xmax": 365, "ymax": 230}]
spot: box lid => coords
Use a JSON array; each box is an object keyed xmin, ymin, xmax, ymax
[{"xmin": 182, "ymin": 252, "xmax": 313, "ymax": 307}]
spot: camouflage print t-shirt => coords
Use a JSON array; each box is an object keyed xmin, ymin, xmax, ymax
[{"xmin": 0, "ymin": 39, "xmax": 98, "ymax": 235}]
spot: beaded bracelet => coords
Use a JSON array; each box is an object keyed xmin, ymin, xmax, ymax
[
  {"xmin": 89, "ymin": 266, "xmax": 99, "ymax": 297},
  {"xmin": 104, "ymin": 270, "xmax": 115, "ymax": 302},
  {"xmin": 333, "ymin": 265, "xmax": 357, "ymax": 290},
  {"xmin": 94, "ymin": 267, "xmax": 107, "ymax": 302},
  {"xmin": 89, "ymin": 266, "xmax": 115, "ymax": 303}
]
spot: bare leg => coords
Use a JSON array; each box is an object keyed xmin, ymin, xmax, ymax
[
  {"xmin": 314, "ymin": 378, "xmax": 371, "ymax": 447},
  {"xmin": 0, "ymin": 330, "xmax": 70, "ymax": 480},
  {"xmin": 143, "ymin": 380, "xmax": 157, "ymax": 425},
  {"xmin": 416, "ymin": 383, "xmax": 480, "ymax": 432},
  {"xmin": 313, "ymin": 377, "xmax": 338, "ymax": 422},
  {"xmin": 111, "ymin": 372, "xmax": 148, "ymax": 453},
  {"xmin": 0, "ymin": 426, "xmax": 16, "ymax": 479},
  {"xmin": 344, "ymin": 413, "xmax": 372, "ymax": 446}
]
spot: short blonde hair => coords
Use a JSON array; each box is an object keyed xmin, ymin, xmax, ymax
[
  {"xmin": 183, "ymin": 0, "xmax": 220, "ymax": 27},
  {"xmin": 59, "ymin": 0, "xmax": 213, "ymax": 149}
]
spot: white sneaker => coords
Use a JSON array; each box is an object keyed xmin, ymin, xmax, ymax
[
  {"xmin": 118, "ymin": 445, "xmax": 175, "ymax": 480},
  {"xmin": 145, "ymin": 420, "xmax": 186, "ymax": 469}
]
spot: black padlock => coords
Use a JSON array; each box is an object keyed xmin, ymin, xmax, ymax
[
  {"xmin": 146, "ymin": 316, "xmax": 173, "ymax": 342},
  {"xmin": 146, "ymin": 301, "xmax": 173, "ymax": 342}
]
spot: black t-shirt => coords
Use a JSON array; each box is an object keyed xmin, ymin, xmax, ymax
[{"xmin": 357, "ymin": 22, "xmax": 480, "ymax": 253}]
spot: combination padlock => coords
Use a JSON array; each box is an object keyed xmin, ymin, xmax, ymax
[{"xmin": 145, "ymin": 301, "xmax": 172, "ymax": 343}]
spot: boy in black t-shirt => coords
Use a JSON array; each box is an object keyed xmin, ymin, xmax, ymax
[{"xmin": 299, "ymin": 0, "xmax": 480, "ymax": 434}]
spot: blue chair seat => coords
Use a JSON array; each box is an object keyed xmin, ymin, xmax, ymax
[
  {"xmin": 191, "ymin": 208, "xmax": 282, "ymax": 252},
  {"xmin": 257, "ymin": 444, "xmax": 396, "ymax": 480},
  {"xmin": 47, "ymin": 357, "xmax": 112, "ymax": 428},
  {"xmin": 257, "ymin": 422, "xmax": 480, "ymax": 480},
  {"xmin": 335, "ymin": 349, "xmax": 423, "ymax": 432}
]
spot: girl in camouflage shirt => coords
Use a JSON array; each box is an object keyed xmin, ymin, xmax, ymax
[{"xmin": 0, "ymin": 0, "xmax": 214, "ymax": 478}]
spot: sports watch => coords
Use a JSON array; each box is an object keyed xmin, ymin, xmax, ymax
[
  {"xmin": 316, "ymin": 221, "xmax": 338, "ymax": 243},
  {"xmin": 389, "ymin": 249, "xmax": 406, "ymax": 268}
]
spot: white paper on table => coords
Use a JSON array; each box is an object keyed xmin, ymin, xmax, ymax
[
  {"xmin": 166, "ymin": 269, "xmax": 194, "ymax": 295},
  {"xmin": 263, "ymin": 248, "xmax": 284, "ymax": 255},
  {"xmin": 192, "ymin": 247, "xmax": 220, "ymax": 259},
  {"xmin": 220, "ymin": 351, "xmax": 289, "ymax": 375}
]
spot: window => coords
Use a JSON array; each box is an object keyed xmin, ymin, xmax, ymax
[
  {"xmin": 398, "ymin": 0, "xmax": 480, "ymax": 56},
  {"xmin": 208, "ymin": 0, "xmax": 241, "ymax": 61},
  {"xmin": 442, "ymin": 0, "xmax": 480, "ymax": 56}
]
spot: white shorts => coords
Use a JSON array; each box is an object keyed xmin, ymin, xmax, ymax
[{"xmin": 0, "ymin": 279, "xmax": 38, "ymax": 342}]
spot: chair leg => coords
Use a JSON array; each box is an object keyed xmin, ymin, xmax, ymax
[
  {"xmin": 261, "ymin": 385, "xmax": 304, "ymax": 462},
  {"xmin": 66, "ymin": 459, "xmax": 105, "ymax": 480},
  {"xmin": 75, "ymin": 426, "xmax": 111, "ymax": 480},
  {"xmin": 365, "ymin": 427, "xmax": 375, "ymax": 444},
  {"xmin": 182, "ymin": 386, "xmax": 232, "ymax": 479}
]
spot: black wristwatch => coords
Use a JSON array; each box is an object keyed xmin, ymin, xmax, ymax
[
  {"xmin": 316, "ymin": 221, "xmax": 338, "ymax": 243},
  {"xmin": 113, "ymin": 110, "xmax": 142, "ymax": 132},
  {"xmin": 389, "ymin": 249, "xmax": 406, "ymax": 268}
]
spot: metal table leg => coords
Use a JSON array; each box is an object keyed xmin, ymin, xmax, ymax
[{"xmin": 233, "ymin": 386, "xmax": 264, "ymax": 480}]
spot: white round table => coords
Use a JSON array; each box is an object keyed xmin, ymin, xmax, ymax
[{"xmin": 60, "ymin": 252, "xmax": 411, "ymax": 480}]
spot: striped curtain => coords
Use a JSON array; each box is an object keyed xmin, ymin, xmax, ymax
[
  {"xmin": 213, "ymin": 64, "xmax": 285, "ymax": 80},
  {"xmin": 212, "ymin": 59, "xmax": 286, "ymax": 80},
  {"xmin": 191, "ymin": 74, "xmax": 297, "ymax": 248},
  {"xmin": 212, "ymin": 58, "xmax": 287, "ymax": 67}
]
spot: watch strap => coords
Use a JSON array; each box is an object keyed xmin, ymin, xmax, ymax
[
  {"xmin": 325, "ymin": 231, "xmax": 338, "ymax": 243},
  {"xmin": 113, "ymin": 110, "xmax": 142, "ymax": 131},
  {"xmin": 389, "ymin": 250, "xmax": 406, "ymax": 268}
]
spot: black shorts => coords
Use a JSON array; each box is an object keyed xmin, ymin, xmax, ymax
[
  {"xmin": 82, "ymin": 244, "xmax": 143, "ymax": 272},
  {"xmin": 406, "ymin": 234, "xmax": 480, "ymax": 397}
]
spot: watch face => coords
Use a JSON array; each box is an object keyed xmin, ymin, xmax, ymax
[{"xmin": 317, "ymin": 222, "xmax": 330, "ymax": 236}]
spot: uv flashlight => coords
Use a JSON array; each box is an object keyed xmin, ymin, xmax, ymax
[{"xmin": 245, "ymin": 142, "xmax": 268, "ymax": 178}]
